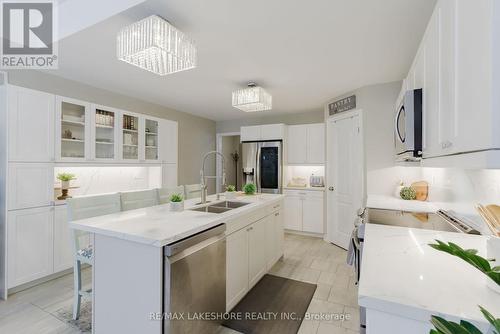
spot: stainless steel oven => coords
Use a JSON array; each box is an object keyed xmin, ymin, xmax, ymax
[{"xmin": 395, "ymin": 88, "xmax": 423, "ymax": 161}]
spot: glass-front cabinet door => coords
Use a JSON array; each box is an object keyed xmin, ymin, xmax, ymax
[
  {"xmin": 144, "ymin": 118, "xmax": 159, "ymax": 161},
  {"xmin": 56, "ymin": 96, "xmax": 90, "ymax": 161},
  {"xmin": 122, "ymin": 113, "xmax": 139, "ymax": 160},
  {"xmin": 93, "ymin": 107, "xmax": 117, "ymax": 160}
]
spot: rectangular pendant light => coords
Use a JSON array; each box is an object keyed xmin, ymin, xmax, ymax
[
  {"xmin": 117, "ymin": 15, "xmax": 197, "ymax": 76},
  {"xmin": 232, "ymin": 84, "xmax": 272, "ymax": 112}
]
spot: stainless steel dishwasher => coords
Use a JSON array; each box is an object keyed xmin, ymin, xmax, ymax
[{"xmin": 163, "ymin": 224, "xmax": 226, "ymax": 334}]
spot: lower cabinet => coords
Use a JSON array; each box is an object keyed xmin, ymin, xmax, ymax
[
  {"xmin": 226, "ymin": 202, "xmax": 284, "ymax": 311},
  {"xmin": 7, "ymin": 205, "xmax": 74, "ymax": 289},
  {"xmin": 248, "ymin": 217, "xmax": 268, "ymax": 288},
  {"xmin": 8, "ymin": 207, "xmax": 54, "ymax": 288},
  {"xmin": 53, "ymin": 205, "xmax": 74, "ymax": 272},
  {"xmin": 284, "ymin": 190, "xmax": 324, "ymax": 234}
]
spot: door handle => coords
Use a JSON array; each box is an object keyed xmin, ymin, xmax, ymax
[{"xmin": 329, "ymin": 186, "xmax": 335, "ymax": 191}]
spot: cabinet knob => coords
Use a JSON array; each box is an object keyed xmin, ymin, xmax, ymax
[
  {"xmin": 247, "ymin": 227, "xmax": 253, "ymax": 232},
  {"xmin": 329, "ymin": 186, "xmax": 335, "ymax": 191},
  {"xmin": 275, "ymin": 213, "xmax": 279, "ymax": 216}
]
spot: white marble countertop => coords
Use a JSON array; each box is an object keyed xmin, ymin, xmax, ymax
[
  {"xmin": 366, "ymin": 194, "xmax": 438, "ymax": 212},
  {"xmin": 358, "ymin": 224, "xmax": 500, "ymax": 326},
  {"xmin": 69, "ymin": 193, "xmax": 284, "ymax": 247}
]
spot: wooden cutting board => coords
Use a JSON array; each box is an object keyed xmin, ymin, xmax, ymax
[{"xmin": 411, "ymin": 181, "xmax": 429, "ymax": 201}]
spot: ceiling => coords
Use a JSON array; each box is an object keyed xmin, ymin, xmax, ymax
[{"xmin": 47, "ymin": 0, "xmax": 436, "ymax": 121}]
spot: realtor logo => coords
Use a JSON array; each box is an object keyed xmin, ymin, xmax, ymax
[{"xmin": 1, "ymin": 0, "xmax": 58, "ymax": 69}]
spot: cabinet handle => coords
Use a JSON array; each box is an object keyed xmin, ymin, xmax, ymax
[
  {"xmin": 247, "ymin": 227, "xmax": 253, "ymax": 231},
  {"xmin": 328, "ymin": 186, "xmax": 335, "ymax": 191}
]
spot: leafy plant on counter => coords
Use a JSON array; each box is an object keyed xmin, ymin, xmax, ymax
[
  {"xmin": 400, "ymin": 186, "xmax": 417, "ymax": 200},
  {"xmin": 226, "ymin": 185, "xmax": 236, "ymax": 192},
  {"xmin": 56, "ymin": 173, "xmax": 76, "ymax": 181},
  {"xmin": 428, "ymin": 240, "xmax": 499, "ymax": 285},
  {"xmin": 243, "ymin": 183, "xmax": 256, "ymax": 195},
  {"xmin": 169, "ymin": 193, "xmax": 183, "ymax": 203},
  {"xmin": 430, "ymin": 306, "xmax": 500, "ymax": 334},
  {"xmin": 428, "ymin": 240, "xmax": 500, "ymax": 334}
]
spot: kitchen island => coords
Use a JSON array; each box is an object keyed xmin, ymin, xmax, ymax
[
  {"xmin": 359, "ymin": 224, "xmax": 500, "ymax": 334},
  {"xmin": 69, "ymin": 193, "xmax": 284, "ymax": 334}
]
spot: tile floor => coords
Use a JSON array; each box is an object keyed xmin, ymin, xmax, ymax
[{"xmin": 0, "ymin": 233, "xmax": 359, "ymax": 334}]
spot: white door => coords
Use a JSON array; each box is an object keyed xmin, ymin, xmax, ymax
[
  {"xmin": 53, "ymin": 205, "xmax": 73, "ymax": 273},
  {"xmin": 287, "ymin": 125, "xmax": 307, "ymax": 164},
  {"xmin": 283, "ymin": 194, "xmax": 302, "ymax": 231},
  {"xmin": 159, "ymin": 120, "xmax": 178, "ymax": 164},
  {"xmin": 248, "ymin": 218, "xmax": 267, "ymax": 289},
  {"xmin": 8, "ymin": 207, "xmax": 54, "ymax": 288},
  {"xmin": 226, "ymin": 228, "xmax": 249, "ymax": 311},
  {"xmin": 8, "ymin": 86, "xmax": 55, "ymax": 162},
  {"xmin": 303, "ymin": 194, "xmax": 324, "ymax": 234},
  {"xmin": 326, "ymin": 111, "xmax": 364, "ymax": 249}
]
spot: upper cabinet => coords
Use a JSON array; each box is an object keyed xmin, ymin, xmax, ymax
[
  {"xmin": 159, "ymin": 120, "xmax": 178, "ymax": 164},
  {"xmin": 8, "ymin": 86, "xmax": 55, "ymax": 162},
  {"xmin": 240, "ymin": 124, "xmax": 285, "ymax": 142},
  {"xmin": 91, "ymin": 105, "xmax": 119, "ymax": 161},
  {"xmin": 287, "ymin": 123, "xmax": 325, "ymax": 165},
  {"xmin": 56, "ymin": 96, "xmax": 90, "ymax": 162},
  {"xmin": 121, "ymin": 112, "xmax": 140, "ymax": 161},
  {"xmin": 405, "ymin": 0, "xmax": 500, "ymax": 168}
]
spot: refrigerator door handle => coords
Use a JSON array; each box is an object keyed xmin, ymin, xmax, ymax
[{"xmin": 256, "ymin": 143, "xmax": 261, "ymax": 192}]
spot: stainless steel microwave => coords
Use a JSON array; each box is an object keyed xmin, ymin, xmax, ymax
[{"xmin": 394, "ymin": 89, "xmax": 423, "ymax": 161}]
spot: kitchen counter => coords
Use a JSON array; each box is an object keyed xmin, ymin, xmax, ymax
[
  {"xmin": 69, "ymin": 193, "xmax": 283, "ymax": 247},
  {"xmin": 359, "ymin": 224, "xmax": 500, "ymax": 332},
  {"xmin": 367, "ymin": 194, "xmax": 438, "ymax": 212}
]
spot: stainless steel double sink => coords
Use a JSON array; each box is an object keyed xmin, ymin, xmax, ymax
[{"xmin": 189, "ymin": 201, "xmax": 250, "ymax": 214}]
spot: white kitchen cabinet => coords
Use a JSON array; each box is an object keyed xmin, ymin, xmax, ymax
[
  {"xmin": 56, "ymin": 96, "xmax": 91, "ymax": 162},
  {"xmin": 226, "ymin": 227, "xmax": 249, "ymax": 311},
  {"xmin": 404, "ymin": 0, "xmax": 500, "ymax": 166},
  {"xmin": 284, "ymin": 194, "xmax": 302, "ymax": 230},
  {"xmin": 260, "ymin": 124, "xmax": 285, "ymax": 141},
  {"xmin": 307, "ymin": 124, "xmax": 325, "ymax": 164},
  {"xmin": 90, "ymin": 104, "xmax": 120, "ymax": 161},
  {"xmin": 8, "ymin": 85, "xmax": 55, "ymax": 162},
  {"xmin": 240, "ymin": 124, "xmax": 285, "ymax": 142},
  {"xmin": 287, "ymin": 125, "xmax": 307, "ymax": 164},
  {"xmin": 7, "ymin": 207, "xmax": 54, "ymax": 288},
  {"xmin": 302, "ymin": 196, "xmax": 324, "ymax": 234},
  {"xmin": 240, "ymin": 126, "xmax": 261, "ymax": 142},
  {"xmin": 248, "ymin": 217, "xmax": 268, "ymax": 289},
  {"xmin": 267, "ymin": 209, "xmax": 284, "ymax": 267},
  {"xmin": 159, "ymin": 120, "xmax": 178, "ymax": 164},
  {"xmin": 287, "ymin": 123, "xmax": 325, "ymax": 164},
  {"xmin": 53, "ymin": 205, "xmax": 73, "ymax": 273},
  {"xmin": 8, "ymin": 163, "xmax": 54, "ymax": 211},
  {"xmin": 284, "ymin": 189, "xmax": 324, "ymax": 234}
]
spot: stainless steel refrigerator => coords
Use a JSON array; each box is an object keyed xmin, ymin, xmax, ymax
[{"xmin": 241, "ymin": 141, "xmax": 282, "ymax": 194}]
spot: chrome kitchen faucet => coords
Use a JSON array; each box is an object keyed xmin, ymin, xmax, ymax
[{"xmin": 200, "ymin": 151, "xmax": 226, "ymax": 204}]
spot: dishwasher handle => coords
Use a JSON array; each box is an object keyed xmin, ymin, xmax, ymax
[{"xmin": 164, "ymin": 223, "xmax": 226, "ymax": 257}]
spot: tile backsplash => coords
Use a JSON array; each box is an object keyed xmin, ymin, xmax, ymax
[{"xmin": 54, "ymin": 166, "xmax": 162, "ymax": 198}]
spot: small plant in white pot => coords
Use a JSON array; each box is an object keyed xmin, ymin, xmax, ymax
[
  {"xmin": 169, "ymin": 193, "xmax": 184, "ymax": 212},
  {"xmin": 225, "ymin": 185, "xmax": 237, "ymax": 199},
  {"xmin": 57, "ymin": 173, "xmax": 76, "ymax": 190}
]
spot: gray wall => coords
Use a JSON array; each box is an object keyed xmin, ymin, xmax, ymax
[
  {"xmin": 325, "ymin": 81, "xmax": 402, "ymax": 172},
  {"xmin": 216, "ymin": 110, "xmax": 324, "ymax": 134},
  {"xmin": 7, "ymin": 70, "xmax": 216, "ymax": 192}
]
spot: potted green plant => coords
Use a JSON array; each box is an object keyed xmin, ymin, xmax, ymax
[
  {"xmin": 243, "ymin": 183, "xmax": 256, "ymax": 195},
  {"xmin": 225, "ymin": 185, "xmax": 237, "ymax": 199},
  {"xmin": 57, "ymin": 173, "xmax": 76, "ymax": 190},
  {"xmin": 169, "ymin": 193, "xmax": 184, "ymax": 212}
]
